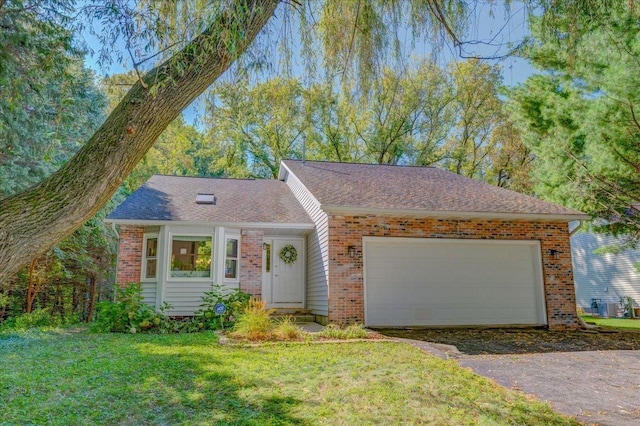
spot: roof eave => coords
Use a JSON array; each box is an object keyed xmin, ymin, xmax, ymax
[
  {"xmin": 320, "ymin": 205, "xmax": 590, "ymax": 222},
  {"xmin": 104, "ymin": 218, "xmax": 315, "ymax": 229}
]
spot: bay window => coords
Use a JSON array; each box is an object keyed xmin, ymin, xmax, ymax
[{"xmin": 170, "ymin": 235, "xmax": 212, "ymax": 278}]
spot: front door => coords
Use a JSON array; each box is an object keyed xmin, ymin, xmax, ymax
[{"xmin": 263, "ymin": 238, "xmax": 304, "ymax": 308}]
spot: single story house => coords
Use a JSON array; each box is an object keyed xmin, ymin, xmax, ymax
[
  {"xmin": 106, "ymin": 160, "xmax": 589, "ymax": 330},
  {"xmin": 571, "ymin": 231, "xmax": 640, "ymax": 312}
]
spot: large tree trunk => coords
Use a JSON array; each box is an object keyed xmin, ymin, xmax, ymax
[{"xmin": 0, "ymin": 0, "xmax": 280, "ymax": 284}]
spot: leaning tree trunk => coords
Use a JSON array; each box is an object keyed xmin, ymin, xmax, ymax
[{"xmin": 0, "ymin": 0, "xmax": 280, "ymax": 284}]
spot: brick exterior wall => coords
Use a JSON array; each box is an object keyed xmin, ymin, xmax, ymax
[
  {"xmin": 327, "ymin": 216, "xmax": 579, "ymax": 330},
  {"xmin": 116, "ymin": 225, "xmax": 144, "ymax": 285},
  {"xmin": 239, "ymin": 230, "xmax": 263, "ymax": 298}
]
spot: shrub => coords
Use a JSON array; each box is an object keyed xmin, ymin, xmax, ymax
[
  {"xmin": 92, "ymin": 283, "xmax": 166, "ymax": 333},
  {"xmin": 273, "ymin": 316, "xmax": 307, "ymax": 341},
  {"xmin": 230, "ymin": 297, "xmax": 274, "ymax": 341},
  {"xmin": 194, "ymin": 285, "xmax": 250, "ymax": 330},
  {"xmin": 8, "ymin": 308, "xmax": 60, "ymax": 330},
  {"xmin": 316, "ymin": 323, "xmax": 369, "ymax": 340}
]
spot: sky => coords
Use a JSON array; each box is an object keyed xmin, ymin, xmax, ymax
[{"xmin": 80, "ymin": 1, "xmax": 537, "ymax": 126}]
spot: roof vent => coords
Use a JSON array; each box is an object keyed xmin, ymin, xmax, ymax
[{"xmin": 195, "ymin": 193, "xmax": 216, "ymax": 205}]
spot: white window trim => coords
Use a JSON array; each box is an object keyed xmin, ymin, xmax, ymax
[
  {"xmin": 141, "ymin": 233, "xmax": 159, "ymax": 282},
  {"xmin": 166, "ymin": 232, "xmax": 215, "ymax": 282},
  {"xmin": 223, "ymin": 234, "xmax": 241, "ymax": 283}
]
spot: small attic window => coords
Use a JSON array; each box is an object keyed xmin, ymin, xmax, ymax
[{"xmin": 195, "ymin": 193, "xmax": 216, "ymax": 205}]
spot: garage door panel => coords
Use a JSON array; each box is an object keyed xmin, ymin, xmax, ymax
[{"xmin": 364, "ymin": 238, "xmax": 546, "ymax": 327}]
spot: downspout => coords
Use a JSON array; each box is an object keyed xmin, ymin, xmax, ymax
[
  {"xmin": 111, "ymin": 223, "xmax": 120, "ymax": 302},
  {"xmin": 111, "ymin": 222, "xmax": 120, "ymax": 239}
]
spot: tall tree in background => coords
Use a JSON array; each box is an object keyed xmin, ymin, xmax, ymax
[
  {"xmin": 302, "ymin": 83, "xmax": 364, "ymax": 163},
  {"xmin": 204, "ymin": 59, "xmax": 530, "ymax": 189},
  {"xmin": 206, "ymin": 78, "xmax": 306, "ymax": 178},
  {"xmin": 508, "ymin": 2, "xmax": 640, "ymax": 243},
  {"xmin": 440, "ymin": 59, "xmax": 532, "ymax": 188},
  {"xmin": 0, "ymin": 0, "xmax": 115, "ymax": 320},
  {"xmin": 0, "ymin": 0, "xmax": 104, "ymax": 197},
  {"xmin": 354, "ymin": 62, "xmax": 452, "ymax": 165}
]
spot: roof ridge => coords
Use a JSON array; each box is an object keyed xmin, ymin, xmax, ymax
[
  {"xmin": 282, "ymin": 159, "xmax": 438, "ymax": 169},
  {"xmin": 151, "ymin": 174, "xmax": 266, "ymax": 181}
]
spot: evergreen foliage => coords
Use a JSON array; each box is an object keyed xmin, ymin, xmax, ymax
[
  {"xmin": 0, "ymin": 0, "xmax": 116, "ymax": 325},
  {"xmin": 508, "ymin": 2, "xmax": 640, "ymax": 243}
]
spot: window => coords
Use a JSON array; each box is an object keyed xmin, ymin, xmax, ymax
[
  {"xmin": 264, "ymin": 243, "xmax": 271, "ymax": 273},
  {"xmin": 170, "ymin": 236, "xmax": 212, "ymax": 278},
  {"xmin": 225, "ymin": 237, "xmax": 239, "ymax": 279},
  {"xmin": 142, "ymin": 235, "xmax": 158, "ymax": 280}
]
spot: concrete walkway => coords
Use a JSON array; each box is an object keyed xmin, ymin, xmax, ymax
[{"xmin": 297, "ymin": 322, "xmax": 324, "ymax": 333}]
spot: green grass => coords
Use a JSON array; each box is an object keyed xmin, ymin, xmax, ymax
[
  {"xmin": 0, "ymin": 328, "xmax": 578, "ymax": 425},
  {"xmin": 581, "ymin": 315, "xmax": 640, "ymax": 329}
]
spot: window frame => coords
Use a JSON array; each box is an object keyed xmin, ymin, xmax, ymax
[
  {"xmin": 167, "ymin": 233, "xmax": 214, "ymax": 281},
  {"xmin": 223, "ymin": 235, "xmax": 240, "ymax": 282},
  {"xmin": 141, "ymin": 233, "xmax": 159, "ymax": 281}
]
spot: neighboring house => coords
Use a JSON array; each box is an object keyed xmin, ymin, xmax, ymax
[
  {"xmin": 571, "ymin": 232, "xmax": 640, "ymax": 311},
  {"xmin": 106, "ymin": 160, "xmax": 589, "ymax": 330}
]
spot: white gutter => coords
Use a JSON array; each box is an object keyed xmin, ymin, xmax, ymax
[
  {"xmin": 110, "ymin": 222, "xmax": 120, "ymax": 302},
  {"xmin": 103, "ymin": 219, "xmax": 315, "ymax": 229},
  {"xmin": 321, "ymin": 205, "xmax": 591, "ymax": 222},
  {"xmin": 569, "ymin": 220, "xmax": 584, "ymax": 236}
]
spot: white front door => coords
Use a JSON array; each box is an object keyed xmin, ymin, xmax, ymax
[{"xmin": 263, "ymin": 238, "xmax": 305, "ymax": 308}]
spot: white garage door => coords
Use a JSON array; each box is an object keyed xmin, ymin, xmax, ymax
[{"xmin": 363, "ymin": 237, "xmax": 546, "ymax": 327}]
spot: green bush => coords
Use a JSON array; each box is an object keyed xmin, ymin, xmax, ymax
[
  {"xmin": 4, "ymin": 308, "xmax": 60, "ymax": 330},
  {"xmin": 316, "ymin": 323, "xmax": 369, "ymax": 340},
  {"xmin": 0, "ymin": 292, "xmax": 9, "ymax": 308},
  {"xmin": 92, "ymin": 283, "xmax": 253, "ymax": 334},
  {"xmin": 194, "ymin": 285, "xmax": 250, "ymax": 330},
  {"xmin": 92, "ymin": 283, "xmax": 167, "ymax": 333},
  {"xmin": 273, "ymin": 316, "xmax": 307, "ymax": 341},
  {"xmin": 230, "ymin": 298, "xmax": 274, "ymax": 341}
]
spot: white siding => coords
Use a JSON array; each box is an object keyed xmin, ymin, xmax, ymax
[
  {"xmin": 140, "ymin": 282, "xmax": 157, "ymax": 307},
  {"xmin": 283, "ymin": 170, "xmax": 329, "ymax": 315},
  {"xmin": 572, "ymin": 232, "xmax": 640, "ymax": 308},
  {"xmin": 164, "ymin": 281, "xmax": 214, "ymax": 316}
]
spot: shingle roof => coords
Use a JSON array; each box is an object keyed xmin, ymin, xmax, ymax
[
  {"xmin": 107, "ymin": 175, "xmax": 313, "ymax": 224},
  {"xmin": 282, "ymin": 160, "xmax": 587, "ymax": 219}
]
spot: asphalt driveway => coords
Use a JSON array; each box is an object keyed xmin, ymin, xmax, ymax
[
  {"xmin": 459, "ymin": 350, "xmax": 640, "ymax": 426},
  {"xmin": 377, "ymin": 328, "xmax": 640, "ymax": 425}
]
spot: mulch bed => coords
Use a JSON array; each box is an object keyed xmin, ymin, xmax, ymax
[{"xmin": 374, "ymin": 327, "xmax": 640, "ymax": 355}]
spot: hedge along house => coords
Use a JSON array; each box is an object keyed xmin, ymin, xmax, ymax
[{"xmin": 107, "ymin": 160, "xmax": 589, "ymax": 330}]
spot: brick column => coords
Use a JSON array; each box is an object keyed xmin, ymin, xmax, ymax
[
  {"xmin": 239, "ymin": 230, "xmax": 263, "ymax": 298},
  {"xmin": 116, "ymin": 225, "xmax": 144, "ymax": 286}
]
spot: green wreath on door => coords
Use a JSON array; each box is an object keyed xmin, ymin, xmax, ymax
[{"xmin": 278, "ymin": 244, "xmax": 298, "ymax": 264}]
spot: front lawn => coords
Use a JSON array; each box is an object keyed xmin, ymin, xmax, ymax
[
  {"xmin": 581, "ymin": 315, "xmax": 640, "ymax": 329},
  {"xmin": 0, "ymin": 328, "xmax": 577, "ymax": 425}
]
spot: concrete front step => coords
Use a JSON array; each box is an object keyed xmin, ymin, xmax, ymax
[
  {"xmin": 270, "ymin": 313, "xmax": 315, "ymax": 323},
  {"xmin": 270, "ymin": 308, "xmax": 312, "ymax": 315}
]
